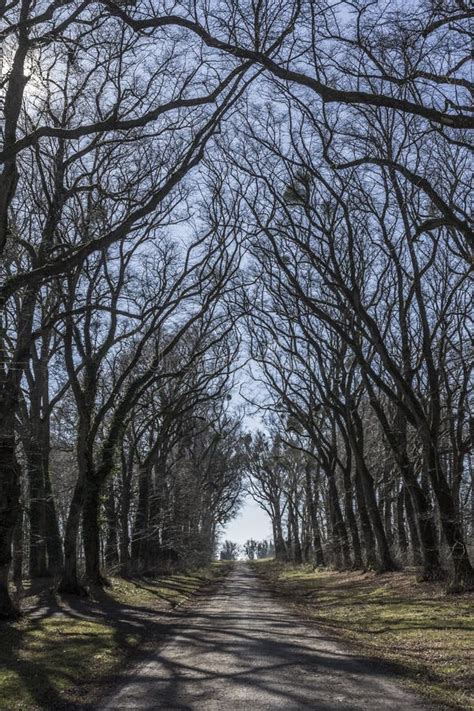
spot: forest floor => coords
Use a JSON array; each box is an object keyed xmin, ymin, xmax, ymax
[
  {"xmin": 251, "ymin": 559, "xmax": 474, "ymax": 710},
  {"xmin": 0, "ymin": 562, "xmax": 232, "ymax": 710}
]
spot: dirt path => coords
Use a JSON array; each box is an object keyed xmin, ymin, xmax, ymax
[{"xmin": 99, "ymin": 563, "xmax": 428, "ymax": 710}]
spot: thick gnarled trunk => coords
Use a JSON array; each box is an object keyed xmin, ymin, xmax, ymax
[
  {"xmin": 0, "ymin": 419, "xmax": 21, "ymax": 618},
  {"xmin": 425, "ymin": 445, "xmax": 474, "ymax": 591}
]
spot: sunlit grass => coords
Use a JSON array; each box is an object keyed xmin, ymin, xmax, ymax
[
  {"xmin": 110, "ymin": 568, "xmax": 219, "ymax": 608},
  {"xmin": 252, "ymin": 560, "xmax": 474, "ymax": 709},
  {"xmin": 0, "ymin": 562, "xmax": 231, "ymax": 710},
  {"xmin": 0, "ymin": 617, "xmax": 118, "ymax": 709}
]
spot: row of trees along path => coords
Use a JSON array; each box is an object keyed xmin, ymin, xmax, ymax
[{"xmin": 0, "ymin": 0, "xmax": 473, "ymax": 617}]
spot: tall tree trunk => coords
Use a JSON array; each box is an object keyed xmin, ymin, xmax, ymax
[
  {"xmin": 40, "ymin": 392, "xmax": 63, "ymax": 576},
  {"xmin": 12, "ymin": 505, "xmax": 24, "ymax": 589},
  {"xmin": 383, "ymin": 477, "xmax": 394, "ymax": 548},
  {"xmin": 396, "ymin": 484, "xmax": 408, "ymax": 563},
  {"xmin": 349, "ymin": 411, "xmax": 397, "ymax": 571},
  {"xmin": 341, "ymin": 458, "xmax": 363, "ymax": 569},
  {"xmin": 358, "ymin": 461, "xmax": 397, "ymax": 571},
  {"xmin": 354, "ymin": 467, "xmax": 377, "ymax": 569},
  {"xmin": 58, "ymin": 476, "xmax": 86, "ymax": 595},
  {"xmin": 24, "ymin": 418, "xmax": 62, "ymax": 577},
  {"xmin": 119, "ymin": 450, "xmax": 133, "ymax": 575},
  {"xmin": 0, "ymin": 411, "xmax": 21, "ymax": 618},
  {"xmin": 403, "ymin": 484, "xmax": 422, "ymax": 566},
  {"xmin": 104, "ymin": 479, "xmax": 119, "ymax": 570},
  {"xmin": 272, "ymin": 502, "xmax": 287, "ymax": 560},
  {"xmin": 82, "ymin": 470, "xmax": 107, "ymax": 586},
  {"xmin": 401, "ymin": 471, "xmax": 439, "ymax": 575},
  {"xmin": 425, "ymin": 443, "xmax": 474, "ymax": 591},
  {"xmin": 301, "ymin": 507, "xmax": 311, "ymax": 562},
  {"xmin": 0, "ymin": 287, "xmax": 37, "ymax": 616},
  {"xmin": 289, "ymin": 501, "xmax": 302, "ymax": 564},
  {"xmin": 286, "ymin": 515, "xmax": 292, "ymax": 558},
  {"xmin": 131, "ymin": 463, "xmax": 150, "ymax": 572},
  {"xmin": 85, "ymin": 411, "xmax": 130, "ymax": 583},
  {"xmin": 26, "ymin": 447, "xmax": 48, "ymax": 578},
  {"xmin": 327, "ymin": 472, "xmax": 351, "ymax": 569},
  {"xmin": 304, "ymin": 464, "xmax": 325, "ymax": 566},
  {"xmin": 23, "ymin": 337, "xmax": 59, "ymax": 578},
  {"xmin": 363, "ymin": 382, "xmax": 443, "ymax": 578},
  {"xmin": 58, "ymin": 434, "xmax": 89, "ymax": 595},
  {"xmin": 43, "ymin": 464, "xmax": 63, "ymax": 575}
]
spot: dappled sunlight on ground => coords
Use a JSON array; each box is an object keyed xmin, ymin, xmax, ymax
[{"xmin": 252, "ymin": 561, "xmax": 474, "ymax": 709}]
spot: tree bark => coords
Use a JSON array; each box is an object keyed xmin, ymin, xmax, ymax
[
  {"xmin": 272, "ymin": 502, "xmax": 287, "ymax": 560},
  {"xmin": 26, "ymin": 447, "xmax": 48, "ymax": 578},
  {"xmin": 396, "ymin": 484, "xmax": 408, "ymax": 563},
  {"xmin": 131, "ymin": 463, "xmax": 151, "ymax": 572},
  {"xmin": 104, "ymin": 479, "xmax": 119, "ymax": 570},
  {"xmin": 0, "ymin": 409, "xmax": 21, "ymax": 618},
  {"xmin": 43, "ymin": 464, "xmax": 63, "ymax": 575},
  {"xmin": 358, "ymin": 460, "xmax": 397, "ymax": 571},
  {"xmin": 341, "ymin": 457, "xmax": 363, "ymax": 569},
  {"xmin": 304, "ymin": 464, "xmax": 325, "ymax": 566},
  {"xmin": 425, "ymin": 443, "xmax": 474, "ymax": 591},
  {"xmin": 58, "ymin": 434, "xmax": 89, "ymax": 596},
  {"xmin": 403, "ymin": 485, "xmax": 422, "ymax": 566},
  {"xmin": 289, "ymin": 500, "xmax": 302, "ymax": 563},
  {"xmin": 327, "ymin": 471, "xmax": 351, "ymax": 569},
  {"xmin": 119, "ymin": 447, "xmax": 133, "ymax": 575},
  {"xmin": 354, "ymin": 467, "xmax": 377, "ymax": 569},
  {"xmin": 82, "ymin": 471, "xmax": 108, "ymax": 586},
  {"xmin": 12, "ymin": 506, "xmax": 24, "ymax": 589},
  {"xmin": 366, "ymin": 395, "xmax": 444, "ymax": 578},
  {"xmin": 349, "ymin": 409, "xmax": 397, "ymax": 571}
]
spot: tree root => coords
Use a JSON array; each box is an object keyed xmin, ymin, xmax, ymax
[
  {"xmin": 0, "ymin": 589, "xmax": 21, "ymax": 620},
  {"xmin": 446, "ymin": 568, "xmax": 474, "ymax": 594},
  {"xmin": 57, "ymin": 579, "xmax": 89, "ymax": 597},
  {"xmin": 417, "ymin": 566, "xmax": 447, "ymax": 583}
]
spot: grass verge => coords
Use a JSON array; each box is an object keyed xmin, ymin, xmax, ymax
[
  {"xmin": 251, "ymin": 559, "xmax": 473, "ymax": 710},
  {"xmin": 0, "ymin": 562, "xmax": 232, "ymax": 710}
]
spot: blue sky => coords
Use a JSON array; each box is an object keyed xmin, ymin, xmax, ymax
[{"xmin": 222, "ymin": 494, "xmax": 273, "ymax": 545}]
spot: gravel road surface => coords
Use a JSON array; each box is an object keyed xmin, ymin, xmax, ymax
[{"xmin": 100, "ymin": 563, "xmax": 427, "ymax": 710}]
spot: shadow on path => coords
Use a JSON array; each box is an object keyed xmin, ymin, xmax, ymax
[{"xmin": 98, "ymin": 564, "xmax": 428, "ymax": 710}]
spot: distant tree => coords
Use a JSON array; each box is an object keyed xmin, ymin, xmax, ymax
[
  {"xmin": 256, "ymin": 540, "xmax": 275, "ymax": 560},
  {"xmin": 243, "ymin": 539, "xmax": 258, "ymax": 560},
  {"xmin": 243, "ymin": 538, "xmax": 275, "ymax": 561},
  {"xmin": 219, "ymin": 540, "xmax": 240, "ymax": 561}
]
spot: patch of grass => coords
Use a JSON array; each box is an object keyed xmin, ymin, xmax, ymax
[
  {"xmin": 251, "ymin": 560, "xmax": 474, "ymax": 710},
  {"xmin": 0, "ymin": 616, "xmax": 119, "ymax": 709},
  {"xmin": 0, "ymin": 561, "xmax": 232, "ymax": 710},
  {"xmin": 109, "ymin": 564, "xmax": 228, "ymax": 609}
]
